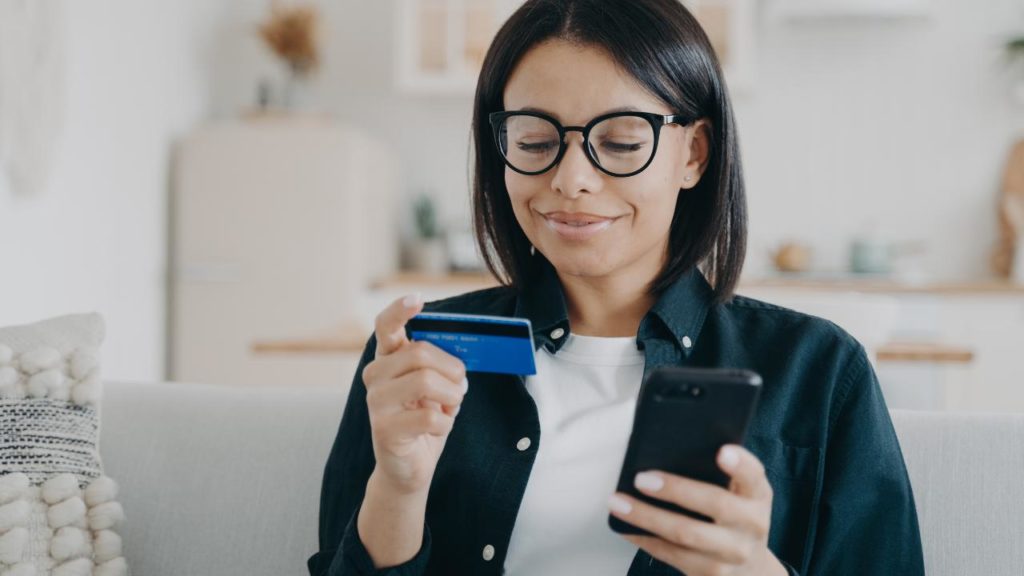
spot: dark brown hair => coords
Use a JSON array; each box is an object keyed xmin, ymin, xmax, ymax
[{"xmin": 471, "ymin": 0, "xmax": 747, "ymax": 304}]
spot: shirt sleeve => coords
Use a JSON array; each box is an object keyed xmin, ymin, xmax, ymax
[
  {"xmin": 804, "ymin": 346, "xmax": 926, "ymax": 575},
  {"xmin": 306, "ymin": 334, "xmax": 433, "ymax": 576}
]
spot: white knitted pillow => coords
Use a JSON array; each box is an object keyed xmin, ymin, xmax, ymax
[{"xmin": 0, "ymin": 314, "xmax": 127, "ymax": 576}]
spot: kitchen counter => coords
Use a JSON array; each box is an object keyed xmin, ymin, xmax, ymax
[{"xmin": 370, "ymin": 271, "xmax": 1024, "ymax": 295}]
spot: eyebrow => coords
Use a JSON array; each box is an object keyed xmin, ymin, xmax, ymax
[{"xmin": 516, "ymin": 105, "xmax": 642, "ymax": 121}]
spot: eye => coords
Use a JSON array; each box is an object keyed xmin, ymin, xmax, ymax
[
  {"xmin": 517, "ymin": 141, "xmax": 559, "ymax": 154},
  {"xmin": 600, "ymin": 141, "xmax": 645, "ymax": 154}
]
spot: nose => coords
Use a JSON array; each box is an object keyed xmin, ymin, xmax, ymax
[{"xmin": 550, "ymin": 131, "xmax": 602, "ymax": 198}]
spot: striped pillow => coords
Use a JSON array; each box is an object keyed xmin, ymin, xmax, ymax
[{"xmin": 0, "ymin": 314, "xmax": 127, "ymax": 576}]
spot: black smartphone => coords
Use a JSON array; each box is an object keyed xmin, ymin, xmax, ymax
[{"xmin": 608, "ymin": 366, "xmax": 762, "ymax": 535}]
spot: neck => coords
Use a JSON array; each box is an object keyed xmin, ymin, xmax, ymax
[{"xmin": 558, "ymin": 269, "xmax": 656, "ymax": 337}]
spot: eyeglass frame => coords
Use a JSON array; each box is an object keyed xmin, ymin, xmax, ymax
[{"xmin": 488, "ymin": 110, "xmax": 693, "ymax": 178}]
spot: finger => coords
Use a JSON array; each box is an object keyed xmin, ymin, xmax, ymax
[
  {"xmin": 423, "ymin": 396, "xmax": 465, "ymax": 417},
  {"xmin": 362, "ymin": 340, "xmax": 466, "ymax": 393},
  {"xmin": 622, "ymin": 533, "xmax": 746, "ymax": 575},
  {"xmin": 718, "ymin": 444, "xmax": 773, "ymax": 500},
  {"xmin": 391, "ymin": 340, "xmax": 467, "ymax": 385},
  {"xmin": 631, "ymin": 470, "xmax": 748, "ymax": 526},
  {"xmin": 608, "ymin": 493, "xmax": 751, "ymax": 564},
  {"xmin": 423, "ymin": 400, "xmax": 463, "ymax": 418},
  {"xmin": 374, "ymin": 293, "xmax": 424, "ymax": 358},
  {"xmin": 369, "ymin": 369, "xmax": 466, "ymax": 415},
  {"xmin": 382, "ymin": 406, "xmax": 455, "ymax": 439}
]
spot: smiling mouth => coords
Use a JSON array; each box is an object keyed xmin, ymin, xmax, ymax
[
  {"xmin": 542, "ymin": 212, "xmax": 618, "ymax": 225},
  {"xmin": 555, "ymin": 220, "xmax": 601, "ymax": 227},
  {"xmin": 541, "ymin": 212, "xmax": 619, "ymax": 240}
]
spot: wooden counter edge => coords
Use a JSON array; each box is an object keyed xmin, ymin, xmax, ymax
[{"xmin": 252, "ymin": 335, "xmax": 974, "ymax": 365}]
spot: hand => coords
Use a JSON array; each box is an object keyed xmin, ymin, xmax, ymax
[
  {"xmin": 608, "ymin": 445, "xmax": 788, "ymax": 576},
  {"xmin": 361, "ymin": 294, "xmax": 468, "ymax": 496}
]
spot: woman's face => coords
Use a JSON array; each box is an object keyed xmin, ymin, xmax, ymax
[{"xmin": 501, "ymin": 39, "xmax": 708, "ymax": 284}]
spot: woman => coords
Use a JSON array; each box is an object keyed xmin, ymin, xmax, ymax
[{"xmin": 308, "ymin": 1, "xmax": 924, "ymax": 574}]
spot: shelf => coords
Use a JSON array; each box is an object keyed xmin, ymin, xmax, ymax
[
  {"xmin": 252, "ymin": 331, "xmax": 972, "ymax": 365},
  {"xmin": 877, "ymin": 342, "xmax": 974, "ymax": 364},
  {"xmin": 370, "ymin": 270, "xmax": 499, "ymax": 290},
  {"xmin": 369, "ymin": 271, "xmax": 1024, "ymax": 296},
  {"xmin": 743, "ymin": 276, "xmax": 1024, "ymax": 295},
  {"xmin": 771, "ymin": 0, "xmax": 931, "ymax": 21}
]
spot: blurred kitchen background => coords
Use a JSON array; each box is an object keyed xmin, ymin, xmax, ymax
[{"xmin": 2, "ymin": 0, "xmax": 1024, "ymax": 412}]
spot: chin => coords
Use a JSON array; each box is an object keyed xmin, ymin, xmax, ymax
[{"xmin": 546, "ymin": 251, "xmax": 617, "ymax": 278}]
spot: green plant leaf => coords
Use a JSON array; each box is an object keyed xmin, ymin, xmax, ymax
[{"xmin": 413, "ymin": 193, "xmax": 438, "ymax": 239}]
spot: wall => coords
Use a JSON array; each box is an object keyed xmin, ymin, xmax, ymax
[
  {"xmin": 0, "ymin": 1, "xmax": 223, "ymax": 380},
  {"xmin": 278, "ymin": 0, "xmax": 1024, "ymax": 280},
  {"xmin": 739, "ymin": 0, "xmax": 1024, "ymax": 278},
  {"xmin": 2, "ymin": 0, "xmax": 1022, "ymax": 381}
]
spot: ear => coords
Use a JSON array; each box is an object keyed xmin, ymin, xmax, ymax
[{"xmin": 679, "ymin": 119, "xmax": 711, "ymax": 190}]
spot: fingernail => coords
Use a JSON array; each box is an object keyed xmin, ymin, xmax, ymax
[
  {"xmin": 461, "ymin": 377, "xmax": 469, "ymax": 394},
  {"xmin": 402, "ymin": 293, "xmax": 423, "ymax": 308},
  {"xmin": 634, "ymin": 472, "xmax": 664, "ymax": 492},
  {"xmin": 719, "ymin": 446, "xmax": 740, "ymax": 470},
  {"xmin": 607, "ymin": 494, "xmax": 632, "ymax": 515}
]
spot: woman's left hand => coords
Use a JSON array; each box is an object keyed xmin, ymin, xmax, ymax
[{"xmin": 607, "ymin": 444, "xmax": 788, "ymax": 576}]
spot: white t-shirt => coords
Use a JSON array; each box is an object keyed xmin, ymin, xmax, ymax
[{"xmin": 503, "ymin": 333, "xmax": 645, "ymax": 575}]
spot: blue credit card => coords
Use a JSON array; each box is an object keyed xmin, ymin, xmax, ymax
[{"xmin": 405, "ymin": 312, "xmax": 537, "ymax": 376}]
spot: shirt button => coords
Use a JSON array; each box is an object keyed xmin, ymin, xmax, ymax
[
  {"xmin": 681, "ymin": 336, "xmax": 693, "ymax": 349},
  {"xmin": 516, "ymin": 436, "xmax": 532, "ymax": 451},
  {"xmin": 482, "ymin": 544, "xmax": 495, "ymax": 561},
  {"xmin": 550, "ymin": 327, "xmax": 565, "ymax": 339}
]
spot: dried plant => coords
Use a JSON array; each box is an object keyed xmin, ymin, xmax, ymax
[{"xmin": 258, "ymin": 1, "xmax": 320, "ymax": 75}]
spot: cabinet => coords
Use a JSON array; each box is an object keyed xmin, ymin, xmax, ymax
[
  {"xmin": 394, "ymin": 0, "xmax": 756, "ymax": 94},
  {"xmin": 741, "ymin": 281, "xmax": 1024, "ymax": 412},
  {"xmin": 169, "ymin": 117, "xmax": 398, "ymax": 386},
  {"xmin": 394, "ymin": 0, "xmax": 521, "ymax": 94},
  {"xmin": 769, "ymin": 0, "xmax": 931, "ymax": 20}
]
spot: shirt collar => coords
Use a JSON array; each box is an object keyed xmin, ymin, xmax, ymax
[
  {"xmin": 513, "ymin": 258, "xmax": 570, "ymax": 354},
  {"xmin": 513, "ymin": 257, "xmax": 715, "ymax": 357}
]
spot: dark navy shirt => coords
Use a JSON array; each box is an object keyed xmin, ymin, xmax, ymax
[{"xmin": 308, "ymin": 259, "xmax": 925, "ymax": 576}]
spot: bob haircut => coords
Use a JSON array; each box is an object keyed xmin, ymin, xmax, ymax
[{"xmin": 471, "ymin": 0, "xmax": 747, "ymax": 305}]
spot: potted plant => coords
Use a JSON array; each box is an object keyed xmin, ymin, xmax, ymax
[
  {"xmin": 408, "ymin": 191, "xmax": 449, "ymax": 275},
  {"xmin": 258, "ymin": 2, "xmax": 320, "ymax": 110},
  {"xmin": 1008, "ymin": 34, "xmax": 1024, "ymax": 105}
]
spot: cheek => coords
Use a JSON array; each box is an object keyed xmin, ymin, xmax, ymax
[
  {"xmin": 628, "ymin": 172, "xmax": 680, "ymax": 221},
  {"xmin": 505, "ymin": 172, "xmax": 527, "ymax": 211},
  {"xmin": 653, "ymin": 133, "xmax": 689, "ymax": 185},
  {"xmin": 505, "ymin": 171, "xmax": 543, "ymax": 227}
]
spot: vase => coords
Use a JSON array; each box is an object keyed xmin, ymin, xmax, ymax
[
  {"xmin": 1012, "ymin": 77, "xmax": 1024, "ymax": 108},
  {"xmin": 282, "ymin": 67, "xmax": 312, "ymax": 111},
  {"xmin": 409, "ymin": 238, "xmax": 449, "ymax": 275},
  {"xmin": 1014, "ymin": 240, "xmax": 1024, "ymax": 285}
]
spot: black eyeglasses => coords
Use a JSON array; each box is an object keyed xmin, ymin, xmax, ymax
[{"xmin": 489, "ymin": 110, "xmax": 691, "ymax": 178}]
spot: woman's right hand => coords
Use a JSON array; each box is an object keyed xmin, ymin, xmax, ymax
[{"xmin": 361, "ymin": 293, "xmax": 468, "ymax": 497}]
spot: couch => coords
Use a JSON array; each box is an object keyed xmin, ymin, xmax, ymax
[{"xmin": 99, "ymin": 380, "xmax": 1024, "ymax": 576}]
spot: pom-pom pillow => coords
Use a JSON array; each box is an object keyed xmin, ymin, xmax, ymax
[{"xmin": 0, "ymin": 313, "xmax": 127, "ymax": 575}]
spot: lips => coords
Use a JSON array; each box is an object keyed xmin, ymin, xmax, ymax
[
  {"xmin": 543, "ymin": 211, "xmax": 616, "ymax": 226},
  {"xmin": 541, "ymin": 211, "xmax": 619, "ymax": 240}
]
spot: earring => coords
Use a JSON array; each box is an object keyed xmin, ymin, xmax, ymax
[
  {"xmin": 684, "ymin": 175, "xmax": 693, "ymax": 182},
  {"xmin": 530, "ymin": 245, "xmax": 536, "ymax": 256}
]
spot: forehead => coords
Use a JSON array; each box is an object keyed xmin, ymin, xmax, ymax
[{"xmin": 503, "ymin": 39, "xmax": 671, "ymax": 124}]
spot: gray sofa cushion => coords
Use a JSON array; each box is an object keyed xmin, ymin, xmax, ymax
[{"xmin": 100, "ymin": 380, "xmax": 1024, "ymax": 576}]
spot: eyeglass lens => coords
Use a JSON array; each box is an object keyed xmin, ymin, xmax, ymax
[{"xmin": 497, "ymin": 114, "xmax": 657, "ymax": 176}]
